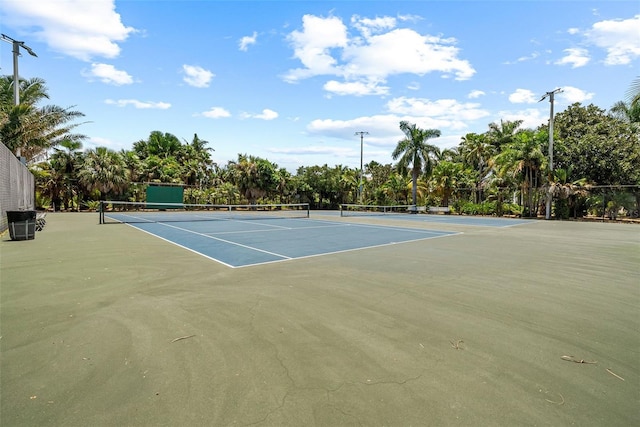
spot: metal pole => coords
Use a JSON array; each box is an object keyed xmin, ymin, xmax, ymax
[
  {"xmin": 12, "ymin": 41, "xmax": 20, "ymax": 106},
  {"xmin": 354, "ymin": 131, "xmax": 368, "ymax": 202},
  {"xmin": 1, "ymin": 34, "xmax": 38, "ymax": 160},
  {"xmin": 548, "ymin": 91, "xmax": 555, "ymax": 171},
  {"xmin": 360, "ymin": 133, "xmax": 363, "ymax": 179},
  {"xmin": 539, "ymin": 88, "xmax": 562, "ymax": 220},
  {"xmin": 545, "ymin": 91, "xmax": 555, "ymax": 220}
]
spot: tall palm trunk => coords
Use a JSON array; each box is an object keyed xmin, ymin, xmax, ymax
[{"xmin": 412, "ymin": 167, "xmax": 419, "ymax": 205}]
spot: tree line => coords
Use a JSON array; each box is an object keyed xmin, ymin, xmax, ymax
[{"xmin": 2, "ymin": 75, "xmax": 639, "ymax": 219}]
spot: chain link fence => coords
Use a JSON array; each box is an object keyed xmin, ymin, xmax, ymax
[{"xmin": 1, "ymin": 142, "xmax": 35, "ymax": 233}]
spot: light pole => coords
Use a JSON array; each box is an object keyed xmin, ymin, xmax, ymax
[
  {"xmin": 354, "ymin": 131, "xmax": 369, "ymax": 203},
  {"xmin": 539, "ymin": 88, "xmax": 562, "ymax": 220},
  {"xmin": 1, "ymin": 33, "xmax": 38, "ymax": 160}
]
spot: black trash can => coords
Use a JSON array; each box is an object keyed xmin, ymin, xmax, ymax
[{"xmin": 7, "ymin": 210, "xmax": 36, "ymax": 241}]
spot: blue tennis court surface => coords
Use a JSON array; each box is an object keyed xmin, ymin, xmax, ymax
[
  {"xmin": 324, "ymin": 211, "xmax": 532, "ymax": 227},
  {"xmin": 389, "ymin": 214, "xmax": 531, "ymax": 227},
  {"xmin": 121, "ymin": 217, "xmax": 458, "ymax": 268}
]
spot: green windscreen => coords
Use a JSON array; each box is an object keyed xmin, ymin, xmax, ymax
[{"xmin": 146, "ymin": 185, "xmax": 184, "ymax": 206}]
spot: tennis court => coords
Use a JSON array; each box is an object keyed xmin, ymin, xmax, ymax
[
  {"xmin": 102, "ymin": 203, "xmax": 459, "ymax": 267},
  {"xmin": 120, "ymin": 218, "xmax": 457, "ymax": 268},
  {"xmin": 2, "ymin": 211, "xmax": 638, "ymax": 426},
  {"xmin": 337, "ymin": 208, "xmax": 533, "ymax": 228}
]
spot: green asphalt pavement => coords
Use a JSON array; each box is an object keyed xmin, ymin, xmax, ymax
[{"xmin": 1, "ymin": 213, "xmax": 638, "ymax": 426}]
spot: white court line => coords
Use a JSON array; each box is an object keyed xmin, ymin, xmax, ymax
[
  {"xmin": 412, "ymin": 215, "xmax": 534, "ymax": 228},
  {"xmin": 237, "ymin": 231, "xmax": 462, "ymax": 268},
  {"xmin": 203, "ymin": 219, "xmax": 448, "ymax": 236},
  {"xmin": 156, "ymin": 222, "xmax": 292, "ymax": 260},
  {"xmin": 221, "ymin": 218, "xmax": 293, "ymax": 229},
  {"xmin": 122, "ymin": 223, "xmax": 236, "ymax": 268},
  {"xmin": 305, "ymin": 218, "xmax": 454, "ymax": 234},
  {"xmin": 124, "ymin": 217, "xmax": 461, "ymax": 268},
  {"xmin": 105, "ymin": 213, "xmax": 155, "ymax": 223},
  {"xmin": 206, "ymin": 222, "xmax": 356, "ymax": 235}
]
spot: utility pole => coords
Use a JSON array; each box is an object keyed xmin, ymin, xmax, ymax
[
  {"xmin": 1, "ymin": 34, "xmax": 38, "ymax": 160},
  {"xmin": 354, "ymin": 131, "xmax": 369, "ymax": 203},
  {"xmin": 539, "ymin": 88, "xmax": 562, "ymax": 220}
]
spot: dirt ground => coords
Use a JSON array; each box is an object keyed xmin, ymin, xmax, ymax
[{"xmin": 1, "ymin": 213, "xmax": 638, "ymax": 426}]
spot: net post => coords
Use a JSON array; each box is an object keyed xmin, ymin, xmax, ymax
[
  {"xmin": 99, "ymin": 201, "xmax": 104, "ymax": 224},
  {"xmin": 306, "ymin": 203, "xmax": 310, "ymax": 218}
]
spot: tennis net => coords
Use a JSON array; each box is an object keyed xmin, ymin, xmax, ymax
[
  {"xmin": 99, "ymin": 201, "xmax": 310, "ymax": 224},
  {"xmin": 340, "ymin": 204, "xmax": 417, "ymax": 217}
]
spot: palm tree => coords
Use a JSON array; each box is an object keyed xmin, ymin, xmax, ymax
[
  {"xmin": 50, "ymin": 139, "xmax": 83, "ymax": 210},
  {"xmin": 186, "ymin": 133, "xmax": 213, "ymax": 156},
  {"xmin": 339, "ymin": 167, "xmax": 359, "ymax": 204},
  {"xmin": 0, "ymin": 76, "xmax": 86, "ymax": 161},
  {"xmin": 179, "ymin": 134, "xmax": 214, "ymax": 188},
  {"xmin": 214, "ymin": 182, "xmax": 240, "ymax": 205},
  {"xmin": 31, "ymin": 160, "xmax": 64, "ymax": 211},
  {"xmin": 274, "ymin": 167, "xmax": 293, "ymax": 204},
  {"xmin": 382, "ymin": 172, "xmax": 411, "ymax": 205},
  {"xmin": 0, "ymin": 76, "xmax": 48, "ymax": 106},
  {"xmin": 546, "ymin": 167, "xmax": 590, "ymax": 218},
  {"xmin": 610, "ymin": 100, "xmax": 640, "ymax": 124},
  {"xmin": 492, "ymin": 130, "xmax": 546, "ymax": 217},
  {"xmin": 146, "ymin": 131, "xmax": 182, "ymax": 158},
  {"xmin": 143, "ymin": 155, "xmax": 182, "ymax": 183},
  {"xmin": 459, "ymin": 132, "xmax": 493, "ymax": 202},
  {"xmin": 429, "ymin": 161, "xmax": 470, "ymax": 208},
  {"xmin": 78, "ymin": 147, "xmax": 129, "ymax": 200},
  {"xmin": 487, "ymin": 119, "xmax": 523, "ymax": 149},
  {"xmin": 626, "ymin": 76, "xmax": 640, "ymax": 107},
  {"xmin": 392, "ymin": 121, "xmax": 441, "ymax": 207},
  {"xmin": 120, "ymin": 149, "xmax": 143, "ymax": 181},
  {"xmin": 228, "ymin": 154, "xmax": 280, "ymax": 204}
]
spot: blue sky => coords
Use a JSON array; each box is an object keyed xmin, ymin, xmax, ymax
[{"xmin": 1, "ymin": 1, "xmax": 638, "ymax": 171}]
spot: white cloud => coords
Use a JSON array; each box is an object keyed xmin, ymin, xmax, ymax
[
  {"xmin": 555, "ymin": 48, "xmax": 590, "ymax": 68},
  {"xmin": 84, "ymin": 136, "xmax": 118, "ymax": 150},
  {"xmin": 468, "ymin": 90, "xmax": 485, "ymax": 99},
  {"xmin": 344, "ymin": 28, "xmax": 475, "ymax": 80},
  {"xmin": 586, "ymin": 14, "xmax": 640, "ymax": 65},
  {"xmin": 239, "ymin": 31, "xmax": 257, "ymax": 51},
  {"xmin": 567, "ymin": 28, "xmax": 580, "ymax": 35},
  {"xmin": 514, "ymin": 52, "xmax": 540, "ymax": 64},
  {"xmin": 201, "ymin": 107, "xmax": 231, "ymax": 119},
  {"xmin": 323, "ymin": 79, "xmax": 389, "ymax": 96},
  {"xmin": 283, "ymin": 14, "xmax": 475, "ymax": 92},
  {"xmin": 182, "ymin": 65, "xmax": 214, "ymax": 88},
  {"xmin": 306, "ymin": 96, "xmax": 490, "ymax": 151},
  {"xmin": 243, "ymin": 109, "xmax": 278, "ymax": 120},
  {"xmin": 558, "ymin": 86, "xmax": 594, "ymax": 104},
  {"xmin": 397, "ymin": 14, "xmax": 422, "ymax": 23},
  {"xmin": 509, "ymin": 89, "xmax": 537, "ymax": 104},
  {"xmin": 495, "ymin": 109, "xmax": 547, "ymax": 130},
  {"xmin": 84, "ymin": 63, "xmax": 133, "ymax": 85},
  {"xmin": 307, "ymin": 115, "xmax": 404, "ymax": 141},
  {"xmin": 0, "ymin": 0, "xmax": 135, "ymax": 61},
  {"xmin": 105, "ymin": 99, "xmax": 171, "ymax": 109},
  {"xmin": 284, "ymin": 14, "xmax": 349, "ymax": 82},
  {"xmin": 269, "ymin": 145, "xmax": 355, "ymax": 156},
  {"xmin": 351, "ymin": 15, "xmax": 397, "ymax": 38},
  {"xmin": 307, "ymin": 114, "xmax": 451, "ymax": 150},
  {"xmin": 386, "ymin": 96, "xmax": 490, "ymax": 124}
]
